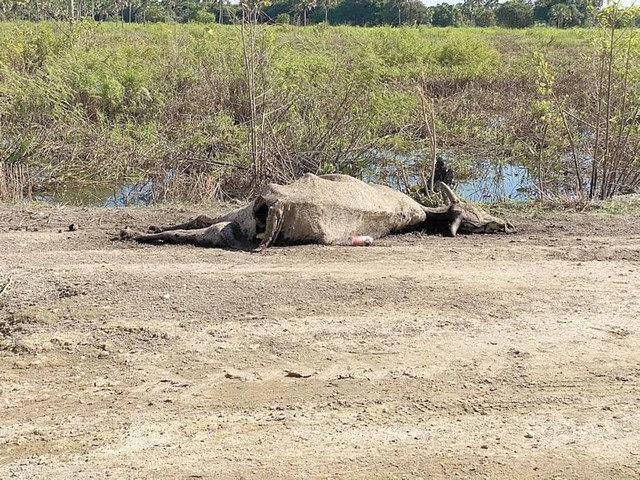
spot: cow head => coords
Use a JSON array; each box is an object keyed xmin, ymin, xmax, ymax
[{"xmin": 423, "ymin": 182, "xmax": 515, "ymax": 236}]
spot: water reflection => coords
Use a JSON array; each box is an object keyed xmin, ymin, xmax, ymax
[
  {"xmin": 33, "ymin": 161, "xmax": 533, "ymax": 206},
  {"xmin": 458, "ymin": 163, "xmax": 532, "ymax": 202},
  {"xmin": 34, "ymin": 181, "xmax": 154, "ymax": 207}
]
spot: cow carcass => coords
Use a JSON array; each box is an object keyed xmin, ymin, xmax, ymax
[{"xmin": 120, "ymin": 173, "xmax": 514, "ymax": 249}]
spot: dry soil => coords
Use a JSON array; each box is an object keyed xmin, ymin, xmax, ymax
[{"xmin": 0, "ymin": 200, "xmax": 639, "ymax": 479}]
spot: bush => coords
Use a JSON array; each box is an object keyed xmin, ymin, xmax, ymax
[
  {"xmin": 475, "ymin": 9, "xmax": 497, "ymax": 27},
  {"xmin": 3, "ymin": 22, "xmax": 627, "ymax": 203},
  {"xmin": 496, "ymin": 0, "xmax": 535, "ymax": 28},
  {"xmin": 276, "ymin": 13, "xmax": 290, "ymax": 25},
  {"xmin": 145, "ymin": 5, "xmax": 173, "ymax": 23},
  {"xmin": 194, "ymin": 10, "xmax": 217, "ymax": 24}
]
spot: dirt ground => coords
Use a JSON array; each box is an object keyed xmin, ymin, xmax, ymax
[{"xmin": 0, "ymin": 199, "xmax": 639, "ymax": 479}]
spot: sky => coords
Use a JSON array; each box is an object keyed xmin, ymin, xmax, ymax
[{"xmin": 418, "ymin": 0, "xmax": 637, "ymax": 7}]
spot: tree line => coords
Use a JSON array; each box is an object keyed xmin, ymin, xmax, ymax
[{"xmin": 3, "ymin": 0, "xmax": 639, "ymax": 29}]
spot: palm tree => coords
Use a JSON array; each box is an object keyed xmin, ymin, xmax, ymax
[
  {"xmin": 549, "ymin": 3, "xmax": 571, "ymax": 28},
  {"xmin": 298, "ymin": 0, "xmax": 317, "ymax": 25},
  {"xmin": 316, "ymin": 0, "xmax": 336, "ymax": 23}
]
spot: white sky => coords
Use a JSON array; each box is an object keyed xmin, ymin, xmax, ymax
[{"xmin": 419, "ymin": 0, "xmax": 637, "ymax": 7}]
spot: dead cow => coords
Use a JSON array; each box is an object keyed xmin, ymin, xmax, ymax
[{"xmin": 120, "ymin": 173, "xmax": 514, "ymax": 249}]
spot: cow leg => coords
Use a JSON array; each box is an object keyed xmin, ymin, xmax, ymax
[
  {"xmin": 135, "ymin": 228, "xmax": 209, "ymax": 245},
  {"xmin": 258, "ymin": 202, "xmax": 284, "ymax": 249},
  {"xmin": 148, "ymin": 214, "xmax": 220, "ymax": 233},
  {"xmin": 124, "ymin": 222, "xmax": 244, "ymax": 248}
]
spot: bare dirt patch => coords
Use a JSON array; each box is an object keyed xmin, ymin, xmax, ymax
[{"xmin": 1, "ymin": 202, "xmax": 639, "ymax": 479}]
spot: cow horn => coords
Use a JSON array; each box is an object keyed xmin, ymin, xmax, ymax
[{"xmin": 438, "ymin": 181, "xmax": 460, "ymax": 205}]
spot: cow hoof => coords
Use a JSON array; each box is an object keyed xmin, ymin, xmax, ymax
[{"xmin": 119, "ymin": 226, "xmax": 137, "ymax": 240}]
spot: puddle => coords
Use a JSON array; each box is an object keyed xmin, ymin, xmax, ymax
[{"xmin": 31, "ymin": 160, "xmax": 533, "ymax": 206}]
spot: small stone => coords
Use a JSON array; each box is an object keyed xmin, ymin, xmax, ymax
[
  {"xmin": 68, "ymin": 224, "xmax": 78, "ymax": 232},
  {"xmin": 524, "ymin": 433, "xmax": 534, "ymax": 439},
  {"xmin": 480, "ymin": 444, "xmax": 489, "ymax": 449}
]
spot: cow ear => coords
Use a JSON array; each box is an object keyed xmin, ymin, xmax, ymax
[
  {"xmin": 258, "ymin": 202, "xmax": 285, "ymax": 250},
  {"xmin": 449, "ymin": 213, "xmax": 462, "ymax": 237}
]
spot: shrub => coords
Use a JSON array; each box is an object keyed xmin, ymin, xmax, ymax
[
  {"xmin": 194, "ymin": 10, "xmax": 217, "ymax": 24},
  {"xmin": 495, "ymin": 0, "xmax": 535, "ymax": 28}
]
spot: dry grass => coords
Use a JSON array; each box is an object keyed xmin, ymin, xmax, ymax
[{"xmin": 0, "ymin": 163, "xmax": 31, "ymax": 203}]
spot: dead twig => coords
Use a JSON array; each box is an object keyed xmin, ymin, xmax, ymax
[
  {"xmin": 0, "ymin": 277, "xmax": 12, "ymax": 298},
  {"xmin": 418, "ymin": 75, "xmax": 438, "ymax": 194}
]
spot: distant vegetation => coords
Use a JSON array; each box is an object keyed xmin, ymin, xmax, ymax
[
  {"xmin": 2, "ymin": 0, "xmax": 640, "ymax": 28},
  {"xmin": 0, "ymin": 4, "xmax": 639, "ymax": 204}
]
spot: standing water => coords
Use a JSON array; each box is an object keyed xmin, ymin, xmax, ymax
[{"xmin": 32, "ymin": 162, "xmax": 533, "ymax": 206}]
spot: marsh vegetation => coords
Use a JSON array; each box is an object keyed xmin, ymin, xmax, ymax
[{"xmin": 1, "ymin": 8, "xmax": 639, "ymax": 204}]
